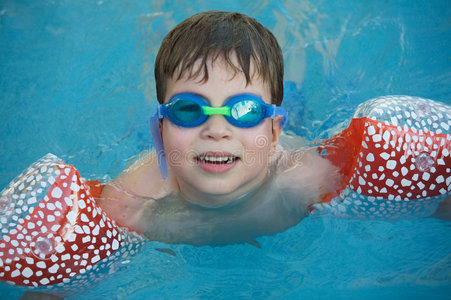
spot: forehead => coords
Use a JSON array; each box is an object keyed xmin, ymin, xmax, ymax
[
  {"xmin": 176, "ymin": 53, "xmax": 254, "ymax": 80},
  {"xmin": 166, "ymin": 54, "xmax": 271, "ymax": 103}
]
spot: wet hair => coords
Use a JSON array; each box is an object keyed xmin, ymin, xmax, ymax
[{"xmin": 154, "ymin": 11, "xmax": 284, "ymax": 105}]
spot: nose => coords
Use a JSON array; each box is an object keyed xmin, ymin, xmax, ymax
[{"xmin": 200, "ymin": 115, "xmax": 233, "ymax": 141}]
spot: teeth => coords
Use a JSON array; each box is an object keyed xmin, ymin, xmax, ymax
[{"xmin": 198, "ymin": 156, "xmax": 236, "ymax": 163}]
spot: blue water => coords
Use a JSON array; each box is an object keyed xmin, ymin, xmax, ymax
[{"xmin": 1, "ymin": 0, "xmax": 450, "ymax": 299}]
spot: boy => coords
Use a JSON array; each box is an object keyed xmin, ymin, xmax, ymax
[
  {"xmin": 10, "ymin": 10, "xmax": 450, "ymax": 299},
  {"xmin": 97, "ymin": 11, "xmax": 341, "ymax": 246}
]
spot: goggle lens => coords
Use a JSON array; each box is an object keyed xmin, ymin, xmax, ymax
[
  {"xmin": 230, "ymin": 99, "xmax": 263, "ymax": 125},
  {"xmin": 170, "ymin": 99, "xmax": 203, "ymax": 123}
]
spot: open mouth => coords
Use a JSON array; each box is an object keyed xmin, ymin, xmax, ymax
[
  {"xmin": 196, "ymin": 155, "xmax": 238, "ymax": 164},
  {"xmin": 195, "ymin": 152, "xmax": 240, "ymax": 173}
]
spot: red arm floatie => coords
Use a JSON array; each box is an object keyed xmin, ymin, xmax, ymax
[
  {"xmin": 0, "ymin": 154, "xmax": 144, "ymax": 296},
  {"xmin": 312, "ymin": 96, "xmax": 450, "ymax": 219}
]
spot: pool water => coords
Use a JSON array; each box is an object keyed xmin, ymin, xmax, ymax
[{"xmin": 1, "ymin": 0, "xmax": 450, "ymax": 299}]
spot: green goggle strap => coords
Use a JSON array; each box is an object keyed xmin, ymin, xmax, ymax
[{"xmin": 201, "ymin": 106, "xmax": 231, "ymax": 116}]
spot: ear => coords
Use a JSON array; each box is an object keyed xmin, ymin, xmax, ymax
[
  {"xmin": 158, "ymin": 120, "xmax": 164, "ymax": 144},
  {"xmin": 270, "ymin": 116, "xmax": 283, "ymax": 155},
  {"xmin": 159, "ymin": 120, "xmax": 164, "ymax": 136}
]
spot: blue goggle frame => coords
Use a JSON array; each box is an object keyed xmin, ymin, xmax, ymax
[
  {"xmin": 150, "ymin": 93, "xmax": 288, "ymax": 179},
  {"xmin": 156, "ymin": 93, "xmax": 287, "ymax": 128}
]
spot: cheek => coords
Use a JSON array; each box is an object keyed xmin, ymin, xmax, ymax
[
  {"xmin": 249, "ymin": 122, "xmax": 274, "ymax": 148},
  {"xmin": 162, "ymin": 125, "xmax": 196, "ymax": 165},
  {"xmin": 241, "ymin": 124, "xmax": 274, "ymax": 161}
]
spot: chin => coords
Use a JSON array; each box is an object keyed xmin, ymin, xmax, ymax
[
  {"xmin": 177, "ymin": 167, "xmax": 267, "ymax": 205},
  {"xmin": 180, "ymin": 180, "xmax": 243, "ymax": 207},
  {"xmin": 203, "ymin": 176, "xmax": 262, "ymax": 198},
  {"xmin": 198, "ymin": 182, "xmax": 241, "ymax": 197}
]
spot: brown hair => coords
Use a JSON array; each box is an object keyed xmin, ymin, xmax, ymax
[{"xmin": 154, "ymin": 11, "xmax": 284, "ymax": 105}]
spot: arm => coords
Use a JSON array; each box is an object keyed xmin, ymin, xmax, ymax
[
  {"xmin": 20, "ymin": 291, "xmax": 62, "ymax": 300},
  {"xmin": 0, "ymin": 154, "xmax": 145, "ymax": 295},
  {"xmin": 309, "ymin": 96, "xmax": 450, "ymax": 220},
  {"xmin": 97, "ymin": 152, "xmax": 175, "ymax": 233},
  {"xmin": 432, "ymin": 196, "xmax": 451, "ymax": 220},
  {"xmin": 272, "ymin": 146, "xmax": 342, "ymax": 206}
]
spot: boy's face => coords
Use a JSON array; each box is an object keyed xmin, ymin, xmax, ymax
[{"xmin": 161, "ymin": 54, "xmax": 282, "ymax": 207}]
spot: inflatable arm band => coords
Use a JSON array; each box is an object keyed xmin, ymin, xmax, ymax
[
  {"xmin": 0, "ymin": 154, "xmax": 144, "ymax": 295},
  {"xmin": 312, "ymin": 95, "xmax": 451, "ymax": 219}
]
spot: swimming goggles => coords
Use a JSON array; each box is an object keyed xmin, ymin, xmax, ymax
[
  {"xmin": 150, "ymin": 93, "xmax": 288, "ymax": 179},
  {"xmin": 154, "ymin": 93, "xmax": 287, "ymax": 128}
]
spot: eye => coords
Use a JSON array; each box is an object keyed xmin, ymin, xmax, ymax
[
  {"xmin": 171, "ymin": 100, "xmax": 202, "ymax": 122},
  {"xmin": 231, "ymin": 100, "xmax": 262, "ymax": 123}
]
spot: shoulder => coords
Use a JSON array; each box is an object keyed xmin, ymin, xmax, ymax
[
  {"xmin": 103, "ymin": 152, "xmax": 176, "ymax": 199},
  {"xmin": 271, "ymin": 147, "xmax": 341, "ymax": 204},
  {"xmin": 97, "ymin": 152, "xmax": 178, "ymax": 231}
]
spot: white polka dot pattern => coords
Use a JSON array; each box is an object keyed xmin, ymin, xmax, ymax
[
  {"xmin": 311, "ymin": 96, "xmax": 451, "ymax": 219},
  {"xmin": 0, "ymin": 154, "xmax": 145, "ymax": 294}
]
